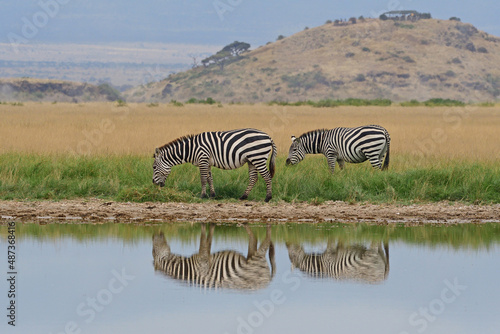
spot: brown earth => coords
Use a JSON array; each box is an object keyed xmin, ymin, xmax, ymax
[{"xmin": 0, "ymin": 199, "xmax": 498, "ymax": 224}]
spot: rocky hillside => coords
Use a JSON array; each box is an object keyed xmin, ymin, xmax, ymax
[
  {"xmin": 0, "ymin": 78, "xmax": 122, "ymax": 102},
  {"xmin": 125, "ymin": 18, "xmax": 500, "ymax": 103}
]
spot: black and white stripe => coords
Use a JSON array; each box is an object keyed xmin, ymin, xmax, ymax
[
  {"xmin": 153, "ymin": 224, "xmax": 276, "ymax": 290},
  {"xmin": 286, "ymin": 125, "xmax": 390, "ymax": 173},
  {"xmin": 286, "ymin": 241, "xmax": 389, "ymax": 283},
  {"xmin": 153, "ymin": 128, "xmax": 277, "ymax": 201}
]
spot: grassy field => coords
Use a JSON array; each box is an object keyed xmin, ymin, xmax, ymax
[{"xmin": 0, "ymin": 102, "xmax": 499, "ymax": 203}]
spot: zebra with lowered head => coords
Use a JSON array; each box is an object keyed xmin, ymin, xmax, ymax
[
  {"xmin": 153, "ymin": 128, "xmax": 277, "ymax": 202},
  {"xmin": 286, "ymin": 240, "xmax": 389, "ymax": 283},
  {"xmin": 286, "ymin": 125, "xmax": 390, "ymax": 173},
  {"xmin": 153, "ymin": 223, "xmax": 276, "ymax": 290}
]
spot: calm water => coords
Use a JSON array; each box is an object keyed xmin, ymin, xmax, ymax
[{"xmin": 1, "ymin": 222, "xmax": 499, "ymax": 334}]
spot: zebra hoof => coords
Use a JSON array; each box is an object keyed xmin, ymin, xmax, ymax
[
  {"xmin": 239, "ymin": 194, "xmax": 248, "ymax": 200},
  {"xmin": 200, "ymin": 193, "xmax": 208, "ymax": 199},
  {"xmin": 210, "ymin": 192, "xmax": 216, "ymax": 198},
  {"xmin": 265, "ymin": 195, "xmax": 272, "ymax": 202}
]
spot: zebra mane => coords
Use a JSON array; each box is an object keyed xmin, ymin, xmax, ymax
[
  {"xmin": 158, "ymin": 134, "xmax": 195, "ymax": 150},
  {"xmin": 299, "ymin": 128, "xmax": 328, "ymax": 139}
]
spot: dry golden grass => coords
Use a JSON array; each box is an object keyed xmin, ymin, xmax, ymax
[{"xmin": 0, "ymin": 102, "xmax": 499, "ymax": 163}]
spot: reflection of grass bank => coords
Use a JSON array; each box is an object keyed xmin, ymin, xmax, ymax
[
  {"xmin": 1, "ymin": 222, "xmax": 499, "ymax": 250},
  {"xmin": 1, "ymin": 153, "xmax": 499, "ymax": 204}
]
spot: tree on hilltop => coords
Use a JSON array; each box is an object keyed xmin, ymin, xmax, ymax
[
  {"xmin": 221, "ymin": 41, "xmax": 250, "ymax": 57},
  {"xmin": 201, "ymin": 41, "xmax": 250, "ymax": 71}
]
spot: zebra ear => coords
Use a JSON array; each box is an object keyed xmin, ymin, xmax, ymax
[
  {"xmin": 291, "ymin": 136, "xmax": 296, "ymax": 142},
  {"xmin": 154, "ymin": 148, "xmax": 160, "ymax": 158}
]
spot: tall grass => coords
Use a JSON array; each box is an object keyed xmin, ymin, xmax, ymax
[
  {"xmin": 1, "ymin": 153, "xmax": 498, "ymax": 204},
  {"xmin": 0, "ymin": 102, "xmax": 498, "ymax": 204}
]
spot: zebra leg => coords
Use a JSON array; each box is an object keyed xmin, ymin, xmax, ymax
[
  {"xmin": 256, "ymin": 162, "xmax": 273, "ymax": 202},
  {"xmin": 240, "ymin": 162, "xmax": 258, "ymax": 200},
  {"xmin": 244, "ymin": 224, "xmax": 258, "ymax": 259},
  {"xmin": 198, "ymin": 162, "xmax": 210, "ymax": 198},
  {"xmin": 366, "ymin": 153, "xmax": 383, "ymax": 169},
  {"xmin": 326, "ymin": 153, "xmax": 338, "ymax": 174},
  {"xmin": 207, "ymin": 169, "xmax": 216, "ymax": 198},
  {"xmin": 337, "ymin": 159, "xmax": 345, "ymax": 170}
]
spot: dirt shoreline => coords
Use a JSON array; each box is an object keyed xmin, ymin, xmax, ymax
[{"xmin": 0, "ymin": 199, "xmax": 499, "ymax": 224}]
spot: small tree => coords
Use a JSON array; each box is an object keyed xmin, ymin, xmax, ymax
[
  {"xmin": 379, "ymin": 14, "xmax": 388, "ymax": 21},
  {"xmin": 277, "ymin": 35, "xmax": 285, "ymax": 41},
  {"xmin": 221, "ymin": 41, "xmax": 250, "ymax": 57}
]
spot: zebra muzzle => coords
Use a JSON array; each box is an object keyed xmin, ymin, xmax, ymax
[
  {"xmin": 153, "ymin": 179, "xmax": 165, "ymax": 187},
  {"xmin": 285, "ymin": 159, "xmax": 291, "ymax": 165}
]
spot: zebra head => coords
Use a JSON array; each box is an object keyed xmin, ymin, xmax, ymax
[
  {"xmin": 286, "ymin": 136, "xmax": 306, "ymax": 166},
  {"xmin": 152, "ymin": 148, "xmax": 172, "ymax": 187}
]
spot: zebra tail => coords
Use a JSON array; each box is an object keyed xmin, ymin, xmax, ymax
[
  {"xmin": 269, "ymin": 140, "xmax": 277, "ymax": 178},
  {"xmin": 382, "ymin": 134, "xmax": 390, "ymax": 171}
]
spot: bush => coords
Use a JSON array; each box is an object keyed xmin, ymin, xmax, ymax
[
  {"xmin": 268, "ymin": 98, "xmax": 392, "ymax": 108},
  {"xmin": 185, "ymin": 97, "xmax": 217, "ymax": 105},
  {"xmin": 465, "ymin": 43, "xmax": 476, "ymax": 52},
  {"xmin": 170, "ymin": 100, "xmax": 184, "ymax": 107},
  {"xmin": 354, "ymin": 74, "xmax": 366, "ymax": 82},
  {"xmin": 98, "ymin": 83, "xmax": 122, "ymax": 101},
  {"xmin": 424, "ymin": 98, "xmax": 465, "ymax": 106},
  {"xmin": 115, "ymin": 99, "xmax": 127, "ymax": 107},
  {"xmin": 400, "ymin": 100, "xmax": 422, "ymax": 107}
]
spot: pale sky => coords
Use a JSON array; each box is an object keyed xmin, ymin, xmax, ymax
[{"xmin": 1, "ymin": 0, "xmax": 499, "ymax": 50}]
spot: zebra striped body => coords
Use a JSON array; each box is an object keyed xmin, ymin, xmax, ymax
[
  {"xmin": 286, "ymin": 125, "xmax": 390, "ymax": 173},
  {"xmin": 153, "ymin": 128, "xmax": 277, "ymax": 201},
  {"xmin": 153, "ymin": 224, "xmax": 276, "ymax": 290},
  {"xmin": 286, "ymin": 241, "xmax": 389, "ymax": 283}
]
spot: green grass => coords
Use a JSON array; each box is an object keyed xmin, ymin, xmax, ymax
[
  {"xmin": 268, "ymin": 98, "xmax": 392, "ymax": 107},
  {"xmin": 0, "ymin": 153, "xmax": 499, "ymax": 204},
  {"xmin": 400, "ymin": 98, "xmax": 466, "ymax": 107}
]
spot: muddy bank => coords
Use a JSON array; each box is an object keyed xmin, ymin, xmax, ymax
[{"xmin": 1, "ymin": 199, "xmax": 499, "ymax": 224}]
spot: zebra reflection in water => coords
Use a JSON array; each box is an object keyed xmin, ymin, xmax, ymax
[
  {"xmin": 153, "ymin": 224, "xmax": 275, "ymax": 290},
  {"xmin": 286, "ymin": 240, "xmax": 389, "ymax": 283}
]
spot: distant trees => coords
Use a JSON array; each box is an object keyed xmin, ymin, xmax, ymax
[
  {"xmin": 201, "ymin": 41, "xmax": 250, "ymax": 71},
  {"xmin": 449, "ymin": 17, "xmax": 461, "ymax": 21}
]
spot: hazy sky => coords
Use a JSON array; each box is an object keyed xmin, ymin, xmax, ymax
[{"xmin": 1, "ymin": 0, "xmax": 499, "ymax": 50}]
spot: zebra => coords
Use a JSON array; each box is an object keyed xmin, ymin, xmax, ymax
[
  {"xmin": 285, "ymin": 125, "xmax": 390, "ymax": 173},
  {"xmin": 153, "ymin": 128, "xmax": 277, "ymax": 202},
  {"xmin": 286, "ymin": 240, "xmax": 389, "ymax": 283},
  {"xmin": 152, "ymin": 223, "xmax": 276, "ymax": 290}
]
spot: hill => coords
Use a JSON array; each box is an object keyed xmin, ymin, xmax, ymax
[
  {"xmin": 125, "ymin": 18, "xmax": 500, "ymax": 103},
  {"xmin": 0, "ymin": 78, "xmax": 122, "ymax": 103}
]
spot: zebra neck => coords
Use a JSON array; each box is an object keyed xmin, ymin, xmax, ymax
[
  {"xmin": 166, "ymin": 137, "xmax": 195, "ymax": 165},
  {"xmin": 303, "ymin": 131, "xmax": 325, "ymax": 154}
]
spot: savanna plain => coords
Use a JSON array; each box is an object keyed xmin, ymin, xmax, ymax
[{"xmin": 0, "ymin": 102, "xmax": 499, "ymax": 223}]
